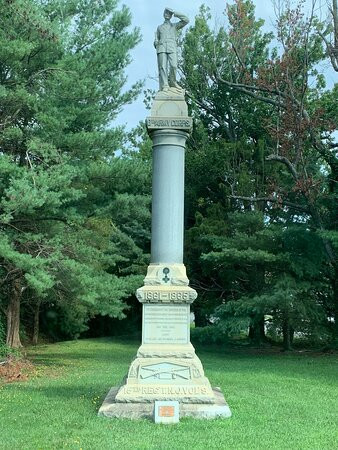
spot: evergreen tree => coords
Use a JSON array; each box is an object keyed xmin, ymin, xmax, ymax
[
  {"xmin": 0, "ymin": 0, "xmax": 149, "ymax": 347},
  {"xmin": 181, "ymin": 1, "xmax": 337, "ymax": 347}
]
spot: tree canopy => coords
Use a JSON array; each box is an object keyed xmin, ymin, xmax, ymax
[
  {"xmin": 0, "ymin": 0, "xmax": 336, "ymax": 352},
  {"xmin": 180, "ymin": 0, "xmax": 337, "ymax": 349},
  {"xmin": 0, "ymin": 0, "xmax": 150, "ymax": 348}
]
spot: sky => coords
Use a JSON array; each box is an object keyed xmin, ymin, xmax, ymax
[{"xmin": 115, "ymin": 0, "xmax": 334, "ymax": 131}]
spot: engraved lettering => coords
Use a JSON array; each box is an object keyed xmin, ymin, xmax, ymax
[
  {"xmin": 122, "ymin": 386, "xmax": 209, "ymax": 396},
  {"xmin": 147, "ymin": 117, "xmax": 192, "ymax": 130},
  {"xmin": 141, "ymin": 290, "xmax": 194, "ymax": 302},
  {"xmin": 143, "ymin": 305, "xmax": 189, "ymax": 344}
]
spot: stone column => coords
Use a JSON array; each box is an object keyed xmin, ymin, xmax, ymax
[
  {"xmin": 151, "ymin": 129, "xmax": 187, "ymax": 264},
  {"xmin": 99, "ymin": 90, "xmax": 231, "ymax": 420}
]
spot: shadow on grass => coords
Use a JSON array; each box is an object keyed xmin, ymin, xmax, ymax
[
  {"xmin": 30, "ymin": 350, "xmax": 133, "ymax": 364},
  {"xmin": 24, "ymin": 337, "xmax": 338, "ymax": 386},
  {"xmin": 27, "ymin": 339, "xmax": 138, "ymax": 368},
  {"xmin": 19, "ymin": 381, "xmax": 117, "ymax": 416}
]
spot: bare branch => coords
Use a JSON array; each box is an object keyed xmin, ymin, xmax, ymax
[
  {"xmin": 0, "ymin": 108, "xmax": 21, "ymax": 129},
  {"xmin": 318, "ymin": 30, "xmax": 338, "ymax": 70},
  {"xmin": 26, "ymin": 68, "xmax": 73, "ymax": 85},
  {"xmin": 318, "ymin": 0, "xmax": 338, "ymax": 71},
  {"xmin": 229, "ymin": 195, "xmax": 309, "ymax": 212},
  {"xmin": 186, "ymin": 91, "xmax": 235, "ymax": 140},
  {"xmin": 265, "ymin": 154, "xmax": 299, "ymax": 179},
  {"xmin": 0, "ymin": 217, "xmax": 69, "ymax": 228},
  {"xmin": 231, "ymin": 43, "xmax": 247, "ymax": 72},
  {"xmin": 215, "ymin": 74, "xmax": 283, "ymax": 108}
]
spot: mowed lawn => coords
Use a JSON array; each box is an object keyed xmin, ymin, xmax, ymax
[{"xmin": 0, "ymin": 339, "xmax": 337, "ymax": 450}]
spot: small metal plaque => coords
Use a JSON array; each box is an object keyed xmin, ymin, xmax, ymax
[
  {"xmin": 154, "ymin": 401, "xmax": 179, "ymax": 424},
  {"xmin": 159, "ymin": 406, "xmax": 175, "ymax": 417}
]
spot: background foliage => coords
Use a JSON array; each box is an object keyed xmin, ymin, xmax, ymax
[{"xmin": 0, "ymin": 0, "xmax": 336, "ymax": 350}]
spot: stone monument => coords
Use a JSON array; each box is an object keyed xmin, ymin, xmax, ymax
[{"xmin": 98, "ymin": 8, "xmax": 231, "ymax": 420}]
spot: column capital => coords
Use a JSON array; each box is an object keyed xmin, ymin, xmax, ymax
[{"xmin": 149, "ymin": 128, "xmax": 190, "ymax": 148}]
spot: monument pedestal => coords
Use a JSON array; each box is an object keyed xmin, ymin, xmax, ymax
[
  {"xmin": 99, "ymin": 387, "xmax": 231, "ymax": 420},
  {"xmin": 98, "ymin": 90, "xmax": 231, "ymax": 420}
]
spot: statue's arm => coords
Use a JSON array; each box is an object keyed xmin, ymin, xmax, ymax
[
  {"xmin": 154, "ymin": 27, "xmax": 160, "ymax": 49},
  {"xmin": 173, "ymin": 11, "xmax": 189, "ymax": 29}
]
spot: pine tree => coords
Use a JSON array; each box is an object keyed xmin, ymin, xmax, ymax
[
  {"xmin": 181, "ymin": 1, "xmax": 337, "ymax": 347},
  {"xmin": 0, "ymin": 0, "xmax": 149, "ymax": 347}
]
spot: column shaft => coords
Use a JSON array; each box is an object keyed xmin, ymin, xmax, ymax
[{"xmin": 150, "ymin": 129, "xmax": 188, "ymax": 264}]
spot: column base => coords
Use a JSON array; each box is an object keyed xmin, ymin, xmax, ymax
[
  {"xmin": 114, "ymin": 344, "xmax": 215, "ymax": 404},
  {"xmin": 98, "ymin": 387, "xmax": 232, "ymax": 420},
  {"xmin": 101, "ymin": 261, "xmax": 232, "ymax": 420},
  {"xmin": 142, "ymin": 263, "xmax": 191, "ymax": 287}
]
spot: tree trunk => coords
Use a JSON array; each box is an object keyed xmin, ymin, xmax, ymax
[
  {"xmin": 193, "ymin": 304, "xmax": 209, "ymax": 327},
  {"xmin": 249, "ymin": 316, "xmax": 266, "ymax": 345},
  {"xmin": 32, "ymin": 299, "xmax": 41, "ymax": 346},
  {"xmin": 6, "ymin": 278, "xmax": 23, "ymax": 348},
  {"xmin": 282, "ymin": 317, "xmax": 292, "ymax": 351},
  {"xmin": 333, "ymin": 268, "xmax": 338, "ymax": 348},
  {"xmin": 290, "ymin": 326, "xmax": 295, "ymax": 347}
]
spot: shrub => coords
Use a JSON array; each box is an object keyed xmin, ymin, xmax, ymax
[{"xmin": 191, "ymin": 325, "xmax": 229, "ymax": 345}]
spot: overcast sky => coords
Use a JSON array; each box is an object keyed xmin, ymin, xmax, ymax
[{"xmin": 115, "ymin": 0, "xmax": 333, "ymax": 130}]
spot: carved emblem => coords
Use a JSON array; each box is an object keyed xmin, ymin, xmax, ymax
[
  {"xmin": 129, "ymin": 365, "xmax": 138, "ymax": 378},
  {"xmin": 139, "ymin": 362, "xmax": 191, "ymax": 382},
  {"xmin": 192, "ymin": 366, "xmax": 202, "ymax": 378},
  {"xmin": 162, "ymin": 267, "xmax": 170, "ymax": 283}
]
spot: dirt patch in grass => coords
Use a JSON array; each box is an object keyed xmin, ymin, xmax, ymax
[{"xmin": 0, "ymin": 356, "xmax": 35, "ymax": 383}]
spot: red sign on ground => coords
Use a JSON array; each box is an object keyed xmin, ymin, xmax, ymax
[{"xmin": 159, "ymin": 406, "xmax": 175, "ymax": 417}]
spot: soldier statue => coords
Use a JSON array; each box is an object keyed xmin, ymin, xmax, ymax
[{"xmin": 154, "ymin": 8, "xmax": 189, "ymax": 91}]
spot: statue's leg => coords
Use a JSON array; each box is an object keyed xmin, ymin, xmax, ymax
[
  {"xmin": 168, "ymin": 51, "xmax": 178, "ymax": 87},
  {"xmin": 158, "ymin": 52, "xmax": 169, "ymax": 90}
]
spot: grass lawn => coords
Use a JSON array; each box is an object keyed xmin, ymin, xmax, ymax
[{"xmin": 0, "ymin": 338, "xmax": 337, "ymax": 450}]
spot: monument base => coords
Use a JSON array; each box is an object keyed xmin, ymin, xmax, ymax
[{"xmin": 98, "ymin": 387, "xmax": 231, "ymax": 420}]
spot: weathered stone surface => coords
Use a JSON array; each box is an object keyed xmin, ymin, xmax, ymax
[
  {"xmin": 98, "ymin": 387, "xmax": 232, "ymax": 420},
  {"xmin": 143, "ymin": 263, "xmax": 190, "ymax": 287},
  {"xmin": 150, "ymin": 89, "xmax": 188, "ymax": 117},
  {"xmin": 154, "ymin": 88, "xmax": 186, "ymax": 101},
  {"xmin": 136, "ymin": 343, "xmax": 195, "ymax": 359},
  {"xmin": 114, "ymin": 353, "xmax": 215, "ymax": 404}
]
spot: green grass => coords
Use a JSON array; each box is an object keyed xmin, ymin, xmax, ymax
[{"xmin": 0, "ymin": 338, "xmax": 337, "ymax": 449}]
